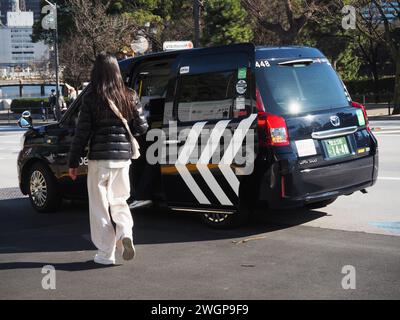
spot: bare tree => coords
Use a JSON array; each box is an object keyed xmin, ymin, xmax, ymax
[
  {"xmin": 30, "ymin": 59, "xmax": 51, "ymax": 83},
  {"xmin": 68, "ymin": 0, "xmax": 139, "ymax": 62},
  {"xmin": 354, "ymin": 14, "xmax": 384, "ymax": 103},
  {"xmin": 241, "ymin": 0, "xmax": 331, "ymax": 45},
  {"xmin": 59, "ymin": 34, "xmax": 91, "ymax": 90},
  {"xmin": 352, "ymin": 0, "xmax": 400, "ymax": 113}
]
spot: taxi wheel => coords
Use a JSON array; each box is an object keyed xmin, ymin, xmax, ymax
[
  {"xmin": 28, "ymin": 162, "xmax": 62, "ymax": 213},
  {"xmin": 306, "ymin": 197, "xmax": 337, "ymax": 210},
  {"xmin": 200, "ymin": 206, "xmax": 249, "ymax": 229}
]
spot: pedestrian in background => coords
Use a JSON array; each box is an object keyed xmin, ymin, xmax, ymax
[
  {"xmin": 68, "ymin": 52, "xmax": 148, "ymax": 265},
  {"xmin": 59, "ymin": 93, "xmax": 67, "ymax": 116},
  {"xmin": 66, "ymin": 83, "xmax": 77, "ymax": 105},
  {"xmin": 69, "ymin": 87, "xmax": 77, "ymax": 104},
  {"xmin": 49, "ymin": 89, "xmax": 57, "ymax": 120}
]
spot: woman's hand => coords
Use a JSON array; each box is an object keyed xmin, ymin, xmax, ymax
[{"xmin": 69, "ymin": 168, "xmax": 78, "ymax": 181}]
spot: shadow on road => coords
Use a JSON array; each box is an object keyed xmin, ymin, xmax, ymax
[
  {"xmin": 0, "ymin": 197, "xmax": 328, "ymax": 257},
  {"xmin": 0, "ymin": 260, "xmax": 121, "ymax": 271}
]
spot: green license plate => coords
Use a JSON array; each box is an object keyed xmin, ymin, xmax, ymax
[{"xmin": 323, "ymin": 137, "xmax": 350, "ymax": 159}]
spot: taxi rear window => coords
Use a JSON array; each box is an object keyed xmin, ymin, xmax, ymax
[{"xmin": 256, "ymin": 60, "xmax": 350, "ymax": 115}]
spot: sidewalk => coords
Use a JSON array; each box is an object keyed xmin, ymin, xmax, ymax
[
  {"xmin": 367, "ymin": 111, "xmax": 400, "ymax": 122},
  {"xmin": 0, "ymin": 110, "xmax": 56, "ymax": 126},
  {"xmin": 0, "ymin": 119, "xmax": 56, "ymax": 126},
  {"xmin": 368, "ymin": 115, "xmax": 400, "ymax": 121},
  {"xmin": 365, "ymin": 104, "xmax": 400, "ymax": 121}
]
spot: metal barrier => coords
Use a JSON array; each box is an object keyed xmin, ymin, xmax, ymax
[{"xmin": 2, "ymin": 108, "xmax": 52, "ymax": 125}]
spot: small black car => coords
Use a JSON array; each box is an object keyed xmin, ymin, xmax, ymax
[{"xmin": 17, "ymin": 43, "xmax": 378, "ymax": 228}]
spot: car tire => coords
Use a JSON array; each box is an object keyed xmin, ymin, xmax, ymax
[
  {"xmin": 27, "ymin": 162, "xmax": 62, "ymax": 213},
  {"xmin": 200, "ymin": 200, "xmax": 250, "ymax": 229},
  {"xmin": 306, "ymin": 197, "xmax": 337, "ymax": 210},
  {"xmin": 200, "ymin": 210, "xmax": 249, "ymax": 229}
]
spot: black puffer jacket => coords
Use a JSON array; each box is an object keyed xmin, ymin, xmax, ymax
[{"xmin": 68, "ymin": 88, "xmax": 148, "ymax": 168}]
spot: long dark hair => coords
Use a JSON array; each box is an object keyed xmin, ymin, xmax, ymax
[{"xmin": 90, "ymin": 52, "xmax": 135, "ymax": 119}]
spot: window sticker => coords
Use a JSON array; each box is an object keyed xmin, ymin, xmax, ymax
[
  {"xmin": 238, "ymin": 67, "xmax": 247, "ymax": 79},
  {"xmin": 256, "ymin": 60, "xmax": 271, "ymax": 68},
  {"xmin": 236, "ymin": 80, "xmax": 247, "ymax": 94},
  {"xmin": 179, "ymin": 66, "xmax": 190, "ymax": 74},
  {"xmin": 235, "ymin": 96, "xmax": 245, "ymax": 110},
  {"xmin": 356, "ymin": 109, "xmax": 365, "ymax": 126}
]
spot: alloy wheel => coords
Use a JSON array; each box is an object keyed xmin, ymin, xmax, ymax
[
  {"xmin": 203, "ymin": 213, "xmax": 229, "ymax": 223},
  {"xmin": 30, "ymin": 170, "xmax": 47, "ymax": 207}
]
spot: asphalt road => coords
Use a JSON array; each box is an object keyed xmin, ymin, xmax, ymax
[{"xmin": 0, "ymin": 121, "xmax": 399, "ymax": 300}]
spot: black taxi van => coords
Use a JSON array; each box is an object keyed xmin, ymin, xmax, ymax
[{"xmin": 17, "ymin": 43, "xmax": 378, "ymax": 228}]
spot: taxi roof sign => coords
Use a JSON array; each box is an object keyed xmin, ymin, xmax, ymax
[{"xmin": 163, "ymin": 41, "xmax": 194, "ymax": 51}]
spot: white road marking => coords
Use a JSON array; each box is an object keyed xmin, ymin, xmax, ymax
[
  {"xmin": 374, "ymin": 130, "xmax": 400, "ymax": 134},
  {"xmin": 378, "ymin": 177, "xmax": 400, "ymax": 181},
  {"xmin": 374, "ymin": 134, "xmax": 400, "ymax": 137},
  {"xmin": 0, "ymin": 148, "xmax": 19, "ymax": 151}
]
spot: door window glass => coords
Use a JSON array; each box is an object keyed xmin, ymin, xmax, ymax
[
  {"xmin": 132, "ymin": 60, "xmax": 172, "ymax": 122},
  {"xmin": 177, "ymin": 69, "xmax": 250, "ymax": 122}
]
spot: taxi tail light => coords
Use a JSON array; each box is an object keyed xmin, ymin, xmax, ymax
[
  {"xmin": 256, "ymin": 87, "xmax": 290, "ymax": 147},
  {"xmin": 352, "ymin": 101, "xmax": 370, "ymax": 131}
]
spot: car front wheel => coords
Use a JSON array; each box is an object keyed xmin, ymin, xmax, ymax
[{"xmin": 28, "ymin": 162, "xmax": 62, "ymax": 213}]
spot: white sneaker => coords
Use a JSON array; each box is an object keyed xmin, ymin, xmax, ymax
[
  {"xmin": 122, "ymin": 237, "xmax": 136, "ymax": 261},
  {"xmin": 94, "ymin": 255, "xmax": 115, "ymax": 265},
  {"xmin": 129, "ymin": 200, "xmax": 153, "ymax": 209}
]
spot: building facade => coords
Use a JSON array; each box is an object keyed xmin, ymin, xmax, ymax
[
  {"xmin": 0, "ymin": 0, "xmax": 40, "ymax": 25},
  {"xmin": 0, "ymin": 10, "xmax": 49, "ymax": 69},
  {"xmin": 24, "ymin": 0, "xmax": 41, "ymax": 22}
]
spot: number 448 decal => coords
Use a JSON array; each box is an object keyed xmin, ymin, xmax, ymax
[{"xmin": 256, "ymin": 60, "xmax": 271, "ymax": 68}]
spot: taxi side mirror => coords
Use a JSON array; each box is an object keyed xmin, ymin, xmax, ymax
[{"xmin": 17, "ymin": 110, "xmax": 33, "ymax": 129}]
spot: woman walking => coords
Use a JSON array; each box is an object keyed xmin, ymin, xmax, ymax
[{"xmin": 68, "ymin": 52, "xmax": 148, "ymax": 265}]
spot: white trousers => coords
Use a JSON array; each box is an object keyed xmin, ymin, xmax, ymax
[{"xmin": 87, "ymin": 160, "xmax": 133, "ymax": 261}]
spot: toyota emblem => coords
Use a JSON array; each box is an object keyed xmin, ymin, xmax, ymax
[{"xmin": 330, "ymin": 115, "xmax": 340, "ymax": 127}]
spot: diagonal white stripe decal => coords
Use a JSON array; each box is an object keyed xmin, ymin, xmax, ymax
[
  {"xmin": 175, "ymin": 121, "xmax": 210, "ymax": 204},
  {"xmin": 197, "ymin": 120, "xmax": 232, "ymax": 206},
  {"xmin": 219, "ymin": 114, "xmax": 257, "ymax": 196}
]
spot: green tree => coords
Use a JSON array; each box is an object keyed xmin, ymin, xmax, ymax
[
  {"xmin": 242, "ymin": 0, "xmax": 332, "ymax": 45},
  {"xmin": 336, "ymin": 43, "xmax": 362, "ymax": 81},
  {"xmin": 302, "ymin": 1, "xmax": 394, "ymax": 103},
  {"xmin": 203, "ymin": 0, "xmax": 253, "ymax": 45}
]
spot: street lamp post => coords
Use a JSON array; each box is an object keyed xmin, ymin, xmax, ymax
[
  {"xmin": 44, "ymin": 0, "xmax": 61, "ymax": 121},
  {"xmin": 193, "ymin": 0, "xmax": 200, "ymax": 48}
]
